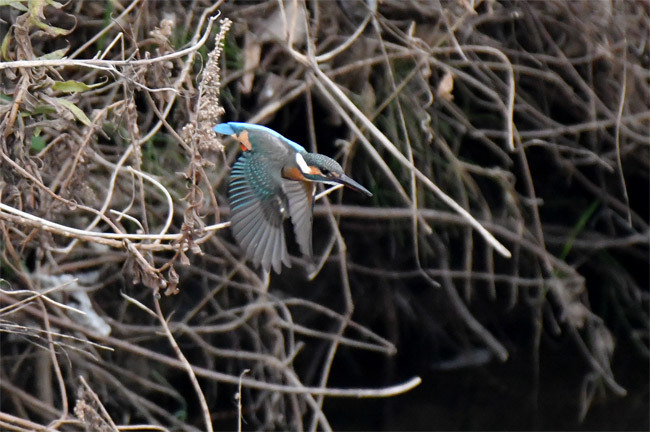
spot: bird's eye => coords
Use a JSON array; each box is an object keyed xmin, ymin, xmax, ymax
[{"xmin": 320, "ymin": 168, "xmax": 330, "ymax": 175}]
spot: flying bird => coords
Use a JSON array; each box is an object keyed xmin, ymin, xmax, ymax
[{"xmin": 214, "ymin": 122, "xmax": 372, "ymax": 273}]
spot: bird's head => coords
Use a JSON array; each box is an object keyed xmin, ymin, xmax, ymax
[{"xmin": 299, "ymin": 153, "xmax": 373, "ymax": 197}]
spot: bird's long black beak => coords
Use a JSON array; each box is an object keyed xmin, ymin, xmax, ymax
[{"xmin": 337, "ymin": 174, "xmax": 373, "ymax": 197}]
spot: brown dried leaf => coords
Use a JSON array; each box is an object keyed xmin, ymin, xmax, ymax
[{"xmin": 436, "ymin": 70, "xmax": 454, "ymax": 102}]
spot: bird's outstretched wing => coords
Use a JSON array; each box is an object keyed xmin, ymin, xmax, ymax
[
  {"xmin": 228, "ymin": 152, "xmax": 291, "ymax": 273},
  {"xmin": 282, "ymin": 179, "xmax": 315, "ymax": 261}
]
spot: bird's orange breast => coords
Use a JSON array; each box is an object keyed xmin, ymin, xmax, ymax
[{"xmin": 281, "ymin": 166, "xmax": 307, "ymax": 181}]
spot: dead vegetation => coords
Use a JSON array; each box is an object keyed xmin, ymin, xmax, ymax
[{"xmin": 0, "ymin": 0, "xmax": 648, "ymax": 430}]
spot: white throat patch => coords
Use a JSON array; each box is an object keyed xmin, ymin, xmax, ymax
[{"xmin": 295, "ymin": 153, "xmax": 310, "ymax": 174}]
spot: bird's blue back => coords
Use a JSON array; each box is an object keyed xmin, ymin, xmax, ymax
[{"xmin": 214, "ymin": 122, "xmax": 306, "ymax": 153}]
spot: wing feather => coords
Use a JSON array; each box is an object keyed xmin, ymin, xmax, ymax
[
  {"xmin": 282, "ymin": 180, "xmax": 315, "ymax": 260},
  {"xmin": 228, "ymin": 152, "xmax": 290, "ymax": 273}
]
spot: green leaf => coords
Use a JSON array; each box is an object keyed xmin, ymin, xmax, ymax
[
  {"xmin": 30, "ymin": 16, "xmax": 73, "ymax": 36},
  {"xmin": 52, "ymin": 80, "xmax": 91, "ymax": 93},
  {"xmin": 37, "ymin": 45, "xmax": 69, "ymax": 60},
  {"xmin": 28, "ymin": 0, "xmax": 45, "ymax": 15},
  {"xmin": 52, "ymin": 78, "xmax": 105, "ymax": 93},
  {"xmin": 28, "ymin": 0, "xmax": 73, "ymax": 36},
  {"xmin": 1, "ymin": 31, "xmax": 11, "ymax": 61},
  {"xmin": 45, "ymin": 0, "xmax": 64, "ymax": 7},
  {"xmin": 0, "ymin": 0, "xmax": 28, "ymax": 11},
  {"xmin": 27, "ymin": 104, "xmax": 56, "ymax": 116},
  {"xmin": 56, "ymin": 98, "xmax": 92, "ymax": 126},
  {"xmin": 31, "ymin": 133, "xmax": 46, "ymax": 152}
]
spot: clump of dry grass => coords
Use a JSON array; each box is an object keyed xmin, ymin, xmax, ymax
[{"xmin": 0, "ymin": 0, "xmax": 648, "ymax": 430}]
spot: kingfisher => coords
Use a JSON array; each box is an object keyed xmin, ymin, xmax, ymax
[{"xmin": 213, "ymin": 122, "xmax": 372, "ymax": 274}]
